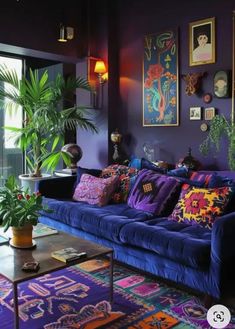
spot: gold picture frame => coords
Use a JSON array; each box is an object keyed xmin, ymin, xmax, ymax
[
  {"xmin": 143, "ymin": 29, "xmax": 179, "ymax": 126},
  {"xmin": 205, "ymin": 107, "xmax": 215, "ymax": 120},
  {"xmin": 189, "ymin": 17, "xmax": 215, "ymax": 66}
]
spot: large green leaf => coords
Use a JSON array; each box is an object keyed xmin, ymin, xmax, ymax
[{"xmin": 0, "ymin": 64, "xmax": 97, "ymax": 176}]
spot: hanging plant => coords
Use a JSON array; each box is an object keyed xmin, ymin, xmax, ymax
[{"xmin": 199, "ymin": 114, "xmax": 235, "ymax": 170}]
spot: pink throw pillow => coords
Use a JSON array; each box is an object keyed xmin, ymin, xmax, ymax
[{"xmin": 73, "ymin": 173, "xmax": 119, "ymax": 206}]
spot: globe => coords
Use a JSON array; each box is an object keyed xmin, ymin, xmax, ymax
[{"xmin": 61, "ymin": 144, "xmax": 83, "ymax": 168}]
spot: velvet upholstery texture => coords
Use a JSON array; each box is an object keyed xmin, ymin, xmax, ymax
[
  {"xmin": 39, "ymin": 171, "xmax": 235, "ymax": 300},
  {"xmin": 119, "ymin": 218, "xmax": 211, "ymax": 269},
  {"xmin": 127, "ymin": 169, "xmax": 181, "ymax": 215},
  {"xmin": 41, "ymin": 198, "xmax": 153, "ymax": 243},
  {"xmin": 170, "ymin": 186, "xmax": 234, "ymax": 229},
  {"xmin": 167, "ymin": 166, "xmax": 189, "ymax": 177},
  {"xmin": 73, "ymin": 174, "xmax": 118, "ymax": 206}
]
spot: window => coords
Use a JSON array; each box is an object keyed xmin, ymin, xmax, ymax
[{"xmin": 0, "ymin": 56, "xmax": 23, "ymax": 185}]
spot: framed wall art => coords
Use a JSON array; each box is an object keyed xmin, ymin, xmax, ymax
[
  {"xmin": 190, "ymin": 107, "xmax": 201, "ymax": 120},
  {"xmin": 213, "ymin": 70, "xmax": 231, "ymax": 98},
  {"xmin": 205, "ymin": 107, "xmax": 215, "ymax": 120},
  {"xmin": 189, "ymin": 17, "xmax": 215, "ymax": 66},
  {"xmin": 143, "ymin": 29, "xmax": 178, "ymax": 126}
]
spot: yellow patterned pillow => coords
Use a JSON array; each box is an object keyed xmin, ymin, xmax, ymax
[{"xmin": 170, "ymin": 186, "xmax": 234, "ymax": 229}]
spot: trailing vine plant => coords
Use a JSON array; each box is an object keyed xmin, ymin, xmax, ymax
[{"xmin": 199, "ymin": 114, "xmax": 235, "ymax": 170}]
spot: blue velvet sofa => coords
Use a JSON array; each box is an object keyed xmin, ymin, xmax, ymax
[{"xmin": 38, "ymin": 170, "xmax": 235, "ymax": 301}]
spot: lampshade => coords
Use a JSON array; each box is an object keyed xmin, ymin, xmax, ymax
[{"xmin": 94, "ymin": 60, "xmax": 106, "ymax": 74}]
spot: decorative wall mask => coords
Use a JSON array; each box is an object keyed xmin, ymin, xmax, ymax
[{"xmin": 182, "ymin": 72, "xmax": 206, "ymax": 96}]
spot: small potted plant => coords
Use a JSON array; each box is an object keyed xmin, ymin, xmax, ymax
[
  {"xmin": 0, "ymin": 175, "xmax": 50, "ymax": 248},
  {"xmin": 200, "ymin": 114, "xmax": 235, "ymax": 170}
]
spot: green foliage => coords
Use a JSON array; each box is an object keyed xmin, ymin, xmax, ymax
[
  {"xmin": 0, "ymin": 176, "xmax": 50, "ymax": 232},
  {"xmin": 0, "ymin": 64, "xmax": 98, "ymax": 176},
  {"xmin": 199, "ymin": 114, "xmax": 235, "ymax": 170}
]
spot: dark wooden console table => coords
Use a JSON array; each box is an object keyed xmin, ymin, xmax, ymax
[{"xmin": 0, "ymin": 232, "xmax": 113, "ymax": 329}]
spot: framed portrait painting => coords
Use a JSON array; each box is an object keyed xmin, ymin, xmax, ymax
[
  {"xmin": 189, "ymin": 17, "xmax": 215, "ymax": 66},
  {"xmin": 143, "ymin": 29, "xmax": 178, "ymax": 126}
]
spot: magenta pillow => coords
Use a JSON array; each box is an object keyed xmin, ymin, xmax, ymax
[
  {"xmin": 73, "ymin": 174, "xmax": 119, "ymax": 206},
  {"xmin": 127, "ymin": 169, "xmax": 181, "ymax": 215}
]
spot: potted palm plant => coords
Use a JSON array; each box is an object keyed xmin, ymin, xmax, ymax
[
  {"xmin": 0, "ymin": 175, "xmax": 50, "ymax": 248},
  {"xmin": 200, "ymin": 114, "xmax": 235, "ymax": 170},
  {"xmin": 0, "ymin": 64, "xmax": 97, "ymax": 185}
]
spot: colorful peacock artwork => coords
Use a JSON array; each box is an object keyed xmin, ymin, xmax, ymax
[{"xmin": 143, "ymin": 30, "xmax": 178, "ymax": 126}]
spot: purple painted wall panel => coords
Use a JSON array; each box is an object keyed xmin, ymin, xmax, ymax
[
  {"xmin": 111, "ymin": 0, "xmax": 235, "ymax": 170},
  {"xmin": 0, "ymin": 0, "xmax": 85, "ymax": 58}
]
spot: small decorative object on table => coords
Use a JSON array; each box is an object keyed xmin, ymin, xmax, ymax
[
  {"xmin": 61, "ymin": 143, "xmax": 83, "ymax": 171},
  {"xmin": 22, "ymin": 261, "xmax": 40, "ymax": 272},
  {"xmin": 143, "ymin": 141, "xmax": 155, "ymax": 162},
  {"xmin": 0, "ymin": 176, "xmax": 51, "ymax": 249},
  {"xmin": 111, "ymin": 129, "xmax": 122, "ymax": 163},
  {"xmin": 176, "ymin": 147, "xmax": 201, "ymax": 170}
]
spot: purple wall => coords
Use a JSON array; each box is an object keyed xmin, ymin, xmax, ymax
[
  {"xmin": 0, "ymin": 0, "xmax": 86, "ymax": 59},
  {"xmin": 0, "ymin": 1, "xmax": 234, "ymax": 170},
  {"xmin": 107, "ymin": 0, "xmax": 235, "ymax": 170}
]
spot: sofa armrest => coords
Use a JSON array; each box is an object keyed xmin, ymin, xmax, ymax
[
  {"xmin": 211, "ymin": 211, "xmax": 235, "ymax": 263},
  {"xmin": 36, "ymin": 176, "xmax": 77, "ymax": 199}
]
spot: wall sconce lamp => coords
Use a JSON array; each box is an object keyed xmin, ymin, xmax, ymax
[
  {"xmin": 58, "ymin": 24, "xmax": 74, "ymax": 42},
  {"xmin": 94, "ymin": 60, "xmax": 108, "ymax": 84}
]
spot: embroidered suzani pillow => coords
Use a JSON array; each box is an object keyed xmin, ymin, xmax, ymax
[
  {"xmin": 73, "ymin": 174, "xmax": 118, "ymax": 206},
  {"xmin": 169, "ymin": 186, "xmax": 234, "ymax": 229},
  {"xmin": 101, "ymin": 164, "xmax": 138, "ymax": 203}
]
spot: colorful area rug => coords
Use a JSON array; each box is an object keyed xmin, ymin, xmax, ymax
[{"xmin": 0, "ymin": 259, "xmax": 234, "ymax": 328}]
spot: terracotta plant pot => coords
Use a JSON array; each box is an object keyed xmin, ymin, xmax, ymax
[{"xmin": 11, "ymin": 224, "xmax": 34, "ymax": 248}]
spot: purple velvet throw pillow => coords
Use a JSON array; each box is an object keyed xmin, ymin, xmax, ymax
[{"xmin": 127, "ymin": 169, "xmax": 181, "ymax": 215}]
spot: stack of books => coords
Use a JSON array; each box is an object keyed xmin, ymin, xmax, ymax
[{"xmin": 51, "ymin": 248, "xmax": 87, "ymax": 263}]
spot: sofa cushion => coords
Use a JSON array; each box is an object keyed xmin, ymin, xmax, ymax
[
  {"xmin": 119, "ymin": 218, "xmax": 211, "ymax": 269},
  {"xmin": 169, "ymin": 186, "xmax": 234, "ymax": 229},
  {"xmin": 73, "ymin": 174, "xmax": 118, "ymax": 206},
  {"xmin": 101, "ymin": 164, "xmax": 138, "ymax": 203},
  {"xmin": 42, "ymin": 198, "xmax": 153, "ymax": 243},
  {"xmin": 188, "ymin": 171, "xmax": 214, "ymax": 187},
  {"xmin": 167, "ymin": 166, "xmax": 189, "ymax": 178},
  {"xmin": 127, "ymin": 169, "xmax": 181, "ymax": 215},
  {"xmin": 207, "ymin": 172, "xmax": 234, "ymax": 188},
  {"xmin": 141, "ymin": 158, "xmax": 166, "ymax": 174},
  {"xmin": 76, "ymin": 166, "xmax": 102, "ymax": 185}
]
